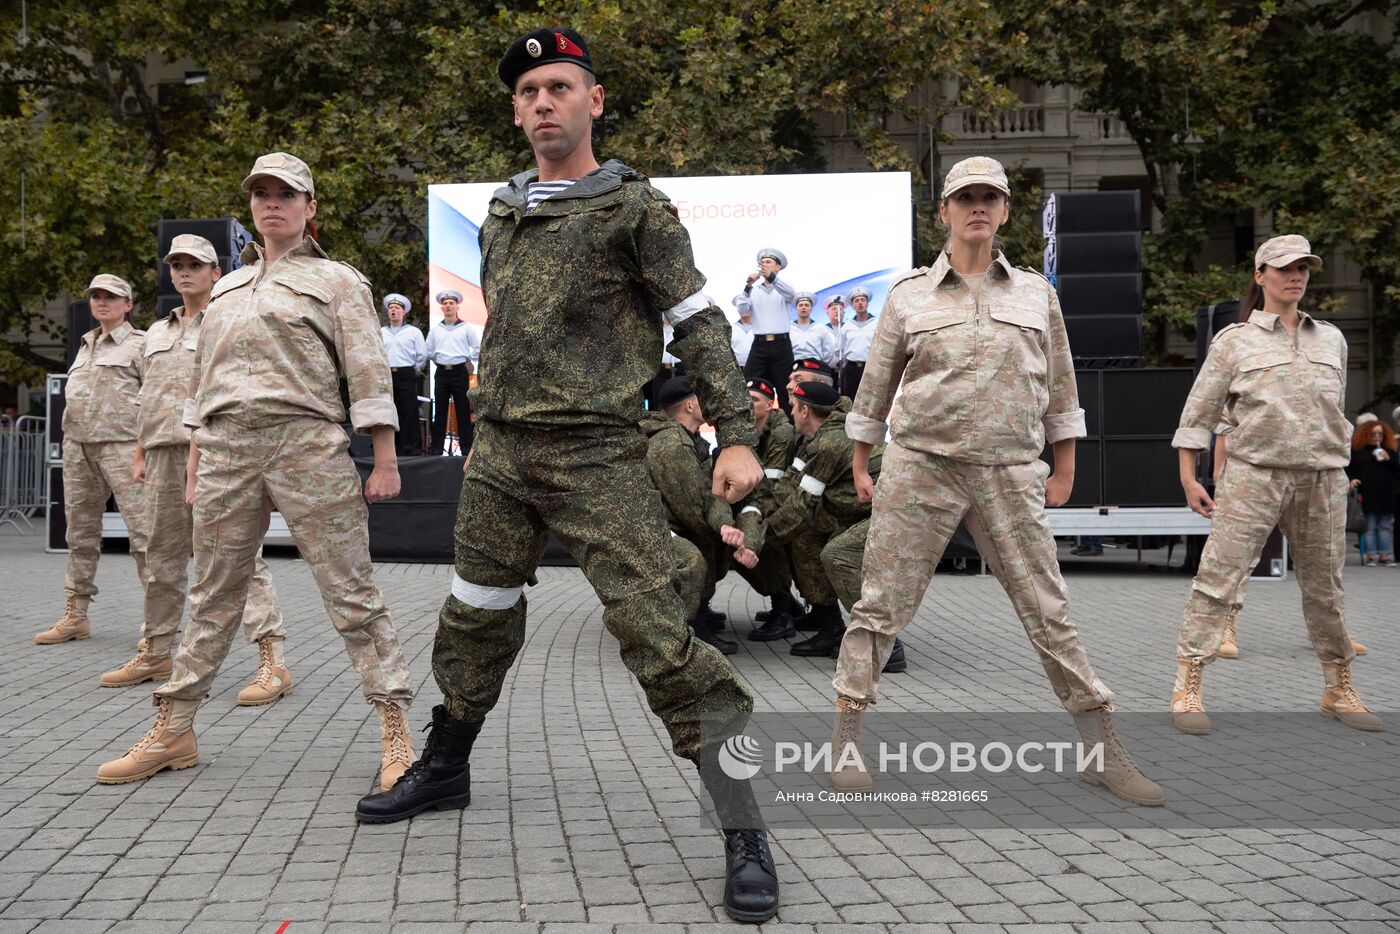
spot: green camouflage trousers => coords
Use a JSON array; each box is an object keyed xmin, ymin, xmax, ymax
[
  {"xmin": 669, "ymin": 534, "xmax": 708, "ymax": 620},
  {"xmin": 834, "ymin": 442, "xmax": 1112, "ymax": 711},
  {"xmin": 157, "ymin": 416, "xmax": 413, "ymax": 708},
  {"xmin": 62, "ymin": 440, "xmax": 149, "ymax": 599},
  {"xmin": 141, "ymin": 444, "xmax": 285, "ymax": 656},
  {"xmin": 1178, "ymin": 458, "xmax": 1354, "ymax": 664},
  {"xmin": 433, "ymin": 420, "xmax": 752, "ymax": 761},
  {"xmin": 820, "ymin": 518, "xmax": 869, "ymax": 612},
  {"xmin": 789, "ymin": 527, "xmax": 840, "ymax": 606},
  {"xmin": 734, "ymin": 540, "xmax": 793, "ymax": 601}
]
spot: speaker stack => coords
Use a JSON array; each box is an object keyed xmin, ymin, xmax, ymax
[
  {"xmin": 154, "ymin": 217, "xmax": 253, "ymax": 315},
  {"xmin": 1042, "ymin": 191, "xmax": 1143, "ymax": 367}
]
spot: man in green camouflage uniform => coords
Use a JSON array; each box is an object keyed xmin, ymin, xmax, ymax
[{"xmin": 355, "ymin": 27, "xmax": 778, "ymax": 924}]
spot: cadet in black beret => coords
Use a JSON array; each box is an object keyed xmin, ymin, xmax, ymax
[
  {"xmin": 790, "ymin": 380, "xmax": 840, "ymax": 409},
  {"xmin": 657, "ymin": 376, "xmax": 698, "ymax": 410},
  {"xmin": 498, "ymin": 27, "xmax": 595, "ymax": 90},
  {"xmin": 746, "ymin": 378, "xmax": 776, "ymax": 400}
]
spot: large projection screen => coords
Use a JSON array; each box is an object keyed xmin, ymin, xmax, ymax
[{"xmin": 426, "ymin": 172, "xmax": 914, "ymax": 346}]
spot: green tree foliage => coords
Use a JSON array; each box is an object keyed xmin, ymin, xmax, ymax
[{"xmin": 0, "ymin": 0, "xmax": 1011, "ymax": 377}]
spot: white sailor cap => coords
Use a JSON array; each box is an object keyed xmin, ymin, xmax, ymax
[
  {"xmin": 436, "ymin": 290, "xmax": 463, "ymax": 304},
  {"xmin": 383, "ymin": 293, "xmax": 412, "ymax": 313},
  {"xmin": 756, "ymin": 247, "xmax": 787, "ymax": 268}
]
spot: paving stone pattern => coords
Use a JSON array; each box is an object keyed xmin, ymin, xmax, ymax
[{"xmin": 0, "ymin": 534, "xmax": 1397, "ymax": 933}]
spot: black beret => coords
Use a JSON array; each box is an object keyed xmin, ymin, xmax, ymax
[
  {"xmin": 499, "ymin": 28, "xmax": 595, "ymax": 91},
  {"xmin": 791, "ymin": 381, "xmax": 839, "ymax": 407},
  {"xmin": 791, "ymin": 358, "xmax": 832, "ymax": 378},
  {"xmin": 657, "ymin": 376, "xmax": 697, "ymax": 409},
  {"xmin": 746, "ymin": 378, "xmax": 776, "ymax": 400}
]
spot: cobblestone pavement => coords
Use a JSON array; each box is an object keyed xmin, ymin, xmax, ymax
[{"xmin": 1, "ymin": 532, "xmax": 1397, "ymax": 933}]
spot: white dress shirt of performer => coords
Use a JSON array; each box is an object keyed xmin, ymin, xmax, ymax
[
  {"xmin": 733, "ymin": 247, "xmax": 796, "ymax": 409},
  {"xmin": 425, "ymin": 290, "xmax": 480, "ymax": 455},
  {"xmin": 839, "ymin": 286, "xmax": 879, "ymax": 398},
  {"xmin": 381, "ymin": 293, "xmax": 427, "ymax": 456},
  {"xmin": 790, "ymin": 291, "xmax": 839, "ymax": 369},
  {"xmin": 731, "ymin": 306, "xmax": 755, "ymax": 368}
]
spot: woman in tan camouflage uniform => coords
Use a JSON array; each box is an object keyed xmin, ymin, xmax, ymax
[
  {"xmin": 98, "ymin": 152, "xmax": 416, "ymax": 790},
  {"xmin": 829, "ymin": 156, "xmax": 1163, "ymax": 806},
  {"xmin": 1170, "ymin": 234, "xmax": 1380, "ymax": 735}
]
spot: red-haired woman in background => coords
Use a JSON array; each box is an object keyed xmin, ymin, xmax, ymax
[{"xmin": 1347, "ymin": 420, "xmax": 1399, "ymax": 566}]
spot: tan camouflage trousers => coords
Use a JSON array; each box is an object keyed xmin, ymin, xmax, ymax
[
  {"xmin": 141, "ymin": 445, "xmax": 285, "ymax": 657},
  {"xmin": 1178, "ymin": 458, "xmax": 1354, "ymax": 664},
  {"xmin": 62, "ymin": 440, "xmax": 149, "ymax": 599},
  {"xmin": 834, "ymin": 443, "xmax": 1113, "ymax": 711},
  {"xmin": 156, "ymin": 416, "xmax": 412, "ymax": 708}
]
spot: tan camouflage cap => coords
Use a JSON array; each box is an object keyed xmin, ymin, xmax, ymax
[
  {"xmin": 163, "ymin": 234, "xmax": 218, "ymax": 265},
  {"xmin": 942, "ymin": 156, "xmax": 1010, "ymax": 198},
  {"xmin": 241, "ymin": 151, "xmax": 315, "ymax": 198},
  {"xmin": 83, "ymin": 273, "xmax": 133, "ymax": 300},
  {"xmin": 1255, "ymin": 234, "xmax": 1321, "ymax": 269}
]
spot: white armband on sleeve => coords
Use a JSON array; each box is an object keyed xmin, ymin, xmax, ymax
[
  {"xmin": 662, "ymin": 291, "xmax": 710, "ymax": 327},
  {"xmin": 799, "ymin": 474, "xmax": 827, "ymax": 497},
  {"xmin": 791, "ymin": 457, "xmax": 806, "ymax": 471},
  {"xmin": 740, "ymin": 505, "xmax": 762, "ymax": 516},
  {"xmin": 763, "ymin": 468, "xmax": 784, "ymax": 480}
]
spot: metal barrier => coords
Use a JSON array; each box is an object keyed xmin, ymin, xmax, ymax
[{"xmin": 0, "ymin": 416, "xmax": 47, "ymax": 533}]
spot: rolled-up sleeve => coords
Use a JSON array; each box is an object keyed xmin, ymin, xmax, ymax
[
  {"xmin": 1042, "ymin": 285, "xmax": 1086, "ymax": 443},
  {"xmin": 336, "ymin": 281, "xmax": 399, "ymax": 434},
  {"xmin": 845, "ymin": 291, "xmax": 908, "ymax": 445},
  {"xmin": 1173, "ymin": 335, "xmax": 1234, "ymax": 451}
]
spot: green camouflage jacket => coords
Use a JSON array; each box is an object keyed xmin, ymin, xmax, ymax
[
  {"xmin": 769, "ymin": 399, "xmax": 883, "ymax": 542},
  {"xmin": 735, "ymin": 408, "xmax": 798, "ymax": 553},
  {"xmin": 475, "ymin": 160, "xmax": 756, "ymax": 449},
  {"xmin": 642, "ymin": 412, "xmax": 733, "ymax": 542}
]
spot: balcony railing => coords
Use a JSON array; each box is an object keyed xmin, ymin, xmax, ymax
[{"xmin": 957, "ymin": 105, "xmax": 1045, "ymax": 137}]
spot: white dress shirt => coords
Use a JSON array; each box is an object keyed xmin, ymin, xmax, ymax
[
  {"xmin": 381, "ymin": 324, "xmax": 427, "ymax": 371},
  {"xmin": 840, "ymin": 315, "xmax": 879, "ymax": 365},
  {"xmin": 732, "ymin": 276, "xmax": 796, "ymax": 335},
  {"xmin": 426, "ymin": 319, "xmax": 480, "ymax": 366},
  {"xmin": 731, "ymin": 321, "xmax": 755, "ymax": 366},
  {"xmin": 790, "ymin": 320, "xmax": 840, "ymax": 367}
]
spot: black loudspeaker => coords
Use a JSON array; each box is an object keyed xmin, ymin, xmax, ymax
[
  {"xmin": 1055, "ymin": 273, "xmax": 1143, "ymax": 317},
  {"xmin": 1044, "ymin": 233, "xmax": 1142, "ymax": 276},
  {"xmin": 1064, "ymin": 315, "xmax": 1143, "ymax": 363},
  {"xmin": 155, "ymin": 218, "xmax": 252, "ymax": 296},
  {"xmin": 1101, "ymin": 368, "xmax": 1195, "ymax": 437},
  {"xmin": 45, "ymin": 374, "xmax": 67, "ymax": 455},
  {"xmin": 1195, "ymin": 300, "xmax": 1242, "ymax": 368},
  {"xmin": 1041, "ymin": 439, "xmax": 1102, "ymax": 507},
  {"xmin": 1103, "ymin": 439, "xmax": 1182, "ymax": 506},
  {"xmin": 47, "ymin": 464, "xmax": 66, "ymax": 552},
  {"xmin": 66, "ymin": 301, "xmax": 97, "ymax": 367},
  {"xmin": 353, "ymin": 455, "xmax": 462, "ymax": 562},
  {"xmin": 155, "ymin": 295, "xmax": 183, "ymax": 318},
  {"xmin": 1043, "ymin": 191, "xmax": 1141, "ymax": 236}
]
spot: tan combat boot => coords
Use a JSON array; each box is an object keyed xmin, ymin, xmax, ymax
[
  {"xmin": 1320, "ymin": 660, "xmax": 1383, "ymax": 731},
  {"xmin": 99, "ymin": 639, "xmax": 173, "ymax": 687},
  {"xmin": 1351, "ymin": 639, "xmax": 1368, "ymax": 656},
  {"xmin": 377, "ymin": 701, "xmax": 416, "ymax": 792},
  {"xmin": 35, "ymin": 594, "xmax": 91, "ymax": 644},
  {"xmin": 237, "ymin": 636, "xmax": 293, "ymax": 706},
  {"xmin": 1170, "ymin": 657, "xmax": 1211, "ymax": 734},
  {"xmin": 1073, "ymin": 705, "xmax": 1166, "ymax": 806},
  {"xmin": 829, "ymin": 697, "xmax": 874, "ymax": 791},
  {"xmin": 96, "ymin": 697, "xmax": 199, "ymax": 784},
  {"xmin": 1218, "ymin": 606, "xmax": 1241, "ymax": 659}
]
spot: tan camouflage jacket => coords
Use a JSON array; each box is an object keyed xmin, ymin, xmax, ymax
[
  {"xmin": 139, "ymin": 308, "xmax": 200, "ymax": 450},
  {"xmin": 475, "ymin": 161, "xmax": 756, "ymax": 449},
  {"xmin": 845, "ymin": 251, "xmax": 1085, "ymax": 465},
  {"xmin": 183, "ymin": 237, "xmax": 397, "ymax": 435},
  {"xmin": 65, "ymin": 321, "xmax": 145, "ymax": 444},
  {"xmin": 1174, "ymin": 309, "xmax": 1350, "ymax": 469}
]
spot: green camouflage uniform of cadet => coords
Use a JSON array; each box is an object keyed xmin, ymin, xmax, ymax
[
  {"xmin": 98, "ymin": 152, "xmax": 417, "ymax": 791},
  {"xmin": 419, "ymin": 160, "xmax": 755, "ymax": 757},
  {"xmin": 36, "ymin": 274, "xmax": 150, "ymax": 646},
  {"xmin": 98, "ymin": 234, "xmax": 291, "ymax": 698},
  {"xmin": 829, "ymin": 155, "xmax": 1163, "ymax": 805},
  {"xmin": 641, "ymin": 408, "xmax": 732, "ymax": 627},
  {"xmin": 731, "ymin": 384, "xmax": 801, "ymax": 634},
  {"xmin": 765, "ymin": 387, "xmax": 895, "ymax": 662},
  {"xmin": 1169, "ymin": 233, "xmax": 1381, "ymax": 735}
]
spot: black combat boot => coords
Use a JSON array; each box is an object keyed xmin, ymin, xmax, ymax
[
  {"xmin": 700, "ymin": 602, "xmax": 728, "ymax": 630},
  {"xmin": 755, "ymin": 591, "xmax": 803, "ymax": 623},
  {"xmin": 790, "ymin": 604, "xmax": 844, "ymax": 657},
  {"xmin": 748, "ymin": 607, "xmax": 795, "ymax": 642},
  {"xmin": 696, "ymin": 748, "xmax": 780, "ymax": 923},
  {"xmin": 881, "ymin": 637, "xmax": 908, "ymax": 673},
  {"xmin": 355, "ymin": 705, "xmax": 479, "ymax": 823},
  {"xmin": 691, "ymin": 615, "xmax": 738, "ymax": 655}
]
